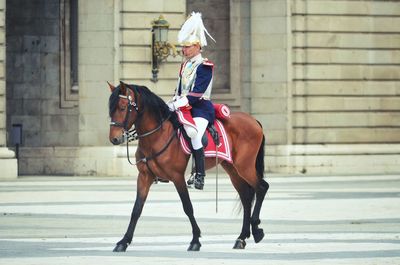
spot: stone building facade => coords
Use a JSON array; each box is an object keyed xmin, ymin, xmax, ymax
[
  {"xmin": 0, "ymin": 0, "xmax": 17, "ymax": 178},
  {"xmin": 1, "ymin": 0, "xmax": 399, "ymax": 178}
]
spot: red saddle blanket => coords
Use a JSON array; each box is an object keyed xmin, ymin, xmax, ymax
[{"xmin": 178, "ymin": 119, "xmax": 232, "ymax": 163}]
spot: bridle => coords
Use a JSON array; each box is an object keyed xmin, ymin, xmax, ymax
[
  {"xmin": 110, "ymin": 85, "xmax": 139, "ymax": 131},
  {"xmin": 109, "ymin": 85, "xmax": 176, "ymax": 173},
  {"xmin": 110, "ymin": 85, "xmax": 170, "ymax": 141}
]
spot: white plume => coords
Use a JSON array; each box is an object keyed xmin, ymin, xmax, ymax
[{"xmin": 178, "ymin": 12, "xmax": 216, "ymax": 47}]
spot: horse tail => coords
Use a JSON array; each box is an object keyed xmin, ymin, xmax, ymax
[{"xmin": 255, "ymin": 120, "xmax": 265, "ymax": 179}]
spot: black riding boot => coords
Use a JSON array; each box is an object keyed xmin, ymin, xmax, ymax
[{"xmin": 192, "ymin": 147, "xmax": 205, "ymax": 190}]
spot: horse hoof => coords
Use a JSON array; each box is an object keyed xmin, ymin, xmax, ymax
[
  {"xmin": 113, "ymin": 243, "xmax": 128, "ymax": 252},
  {"xmin": 187, "ymin": 242, "xmax": 201, "ymax": 251},
  {"xmin": 253, "ymin": 228, "xmax": 264, "ymax": 243},
  {"xmin": 233, "ymin": 239, "xmax": 246, "ymax": 249}
]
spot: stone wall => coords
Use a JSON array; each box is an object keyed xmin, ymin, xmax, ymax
[
  {"xmin": 187, "ymin": 0, "xmax": 230, "ymax": 92},
  {"xmin": 14, "ymin": 0, "xmax": 186, "ymax": 176},
  {"xmin": 6, "ymin": 0, "xmax": 79, "ymax": 147},
  {"xmin": 0, "ymin": 0, "xmax": 17, "ymax": 179},
  {"xmin": 0, "ymin": 0, "xmax": 5, "ymax": 147},
  {"xmin": 119, "ymin": 0, "xmax": 244, "ymax": 109},
  {"xmin": 78, "ymin": 0, "xmax": 116, "ymax": 146},
  {"xmin": 15, "ymin": 0, "xmax": 119, "ymax": 175},
  {"xmin": 291, "ymin": 0, "xmax": 400, "ymax": 144},
  {"xmin": 265, "ymin": 0, "xmax": 400, "ymax": 174},
  {"xmin": 250, "ymin": 0, "xmax": 290, "ymax": 145},
  {"xmin": 5, "ymin": 0, "xmax": 399, "ymax": 176},
  {"xmin": 119, "ymin": 0, "xmax": 185, "ymax": 99}
]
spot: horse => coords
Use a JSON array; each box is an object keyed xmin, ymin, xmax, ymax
[{"xmin": 108, "ymin": 81, "xmax": 269, "ymax": 252}]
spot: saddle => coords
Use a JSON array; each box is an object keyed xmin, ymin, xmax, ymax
[
  {"xmin": 176, "ymin": 104, "xmax": 233, "ymax": 163},
  {"xmin": 155, "ymin": 104, "xmax": 232, "ymax": 184},
  {"xmin": 180, "ymin": 123, "xmax": 219, "ymax": 150}
]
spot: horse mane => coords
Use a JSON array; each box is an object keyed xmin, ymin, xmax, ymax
[
  {"xmin": 133, "ymin": 85, "xmax": 171, "ymax": 123},
  {"xmin": 109, "ymin": 87, "xmax": 121, "ymax": 117},
  {"xmin": 109, "ymin": 83, "xmax": 178, "ymax": 127}
]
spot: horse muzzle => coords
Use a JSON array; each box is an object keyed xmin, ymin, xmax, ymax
[{"xmin": 110, "ymin": 135, "xmax": 125, "ymax": 145}]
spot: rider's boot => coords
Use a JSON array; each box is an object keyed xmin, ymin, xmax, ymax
[{"xmin": 192, "ymin": 147, "xmax": 205, "ymax": 190}]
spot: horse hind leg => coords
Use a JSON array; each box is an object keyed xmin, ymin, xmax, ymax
[
  {"xmin": 233, "ymin": 131, "xmax": 269, "ymax": 244},
  {"xmin": 251, "ymin": 179, "xmax": 269, "ymax": 243},
  {"xmin": 233, "ymin": 183, "xmax": 254, "ymax": 250},
  {"xmin": 228, "ymin": 157, "xmax": 269, "ymax": 244},
  {"xmin": 222, "ymin": 162, "xmax": 254, "ymax": 249}
]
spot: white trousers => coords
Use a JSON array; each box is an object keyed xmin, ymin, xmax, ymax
[{"xmin": 190, "ymin": 117, "xmax": 208, "ymax": 150}]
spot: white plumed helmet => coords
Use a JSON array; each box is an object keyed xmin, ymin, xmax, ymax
[{"xmin": 178, "ymin": 12, "xmax": 216, "ymax": 47}]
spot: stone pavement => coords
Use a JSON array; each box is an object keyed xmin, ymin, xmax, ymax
[{"xmin": 0, "ymin": 174, "xmax": 399, "ymax": 265}]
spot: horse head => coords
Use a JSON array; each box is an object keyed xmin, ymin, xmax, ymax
[{"xmin": 108, "ymin": 81, "xmax": 140, "ymax": 145}]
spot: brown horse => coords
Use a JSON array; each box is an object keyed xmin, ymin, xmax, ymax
[{"xmin": 108, "ymin": 81, "xmax": 269, "ymax": 252}]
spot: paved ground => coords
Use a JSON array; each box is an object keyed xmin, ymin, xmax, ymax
[{"xmin": 0, "ymin": 174, "xmax": 399, "ymax": 265}]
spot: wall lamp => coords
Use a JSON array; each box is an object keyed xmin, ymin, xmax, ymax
[{"xmin": 151, "ymin": 15, "xmax": 178, "ymax": 82}]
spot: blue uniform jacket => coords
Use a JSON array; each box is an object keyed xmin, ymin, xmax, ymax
[{"xmin": 178, "ymin": 64, "xmax": 215, "ymax": 124}]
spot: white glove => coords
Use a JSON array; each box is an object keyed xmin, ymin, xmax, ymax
[
  {"xmin": 173, "ymin": 96, "xmax": 189, "ymax": 109},
  {"xmin": 166, "ymin": 95, "xmax": 178, "ymax": 111},
  {"xmin": 167, "ymin": 100, "xmax": 175, "ymax": 111}
]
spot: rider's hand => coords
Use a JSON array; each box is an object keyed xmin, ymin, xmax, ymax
[
  {"xmin": 173, "ymin": 96, "xmax": 189, "ymax": 109},
  {"xmin": 167, "ymin": 101, "xmax": 176, "ymax": 111}
]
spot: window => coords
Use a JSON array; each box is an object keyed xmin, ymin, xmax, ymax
[{"xmin": 60, "ymin": 0, "xmax": 78, "ymax": 108}]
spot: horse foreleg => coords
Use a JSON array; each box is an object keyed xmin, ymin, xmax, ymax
[
  {"xmin": 174, "ymin": 180, "xmax": 202, "ymax": 251},
  {"xmin": 113, "ymin": 173, "xmax": 153, "ymax": 252},
  {"xmin": 251, "ymin": 179, "xmax": 269, "ymax": 243}
]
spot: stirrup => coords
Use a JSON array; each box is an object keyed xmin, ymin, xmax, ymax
[
  {"xmin": 194, "ymin": 174, "xmax": 205, "ymax": 190},
  {"xmin": 186, "ymin": 173, "xmax": 195, "ymax": 187}
]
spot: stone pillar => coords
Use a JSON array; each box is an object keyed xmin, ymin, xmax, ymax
[
  {"xmin": 0, "ymin": 0, "xmax": 17, "ymax": 179},
  {"xmin": 250, "ymin": 0, "xmax": 291, "ymax": 145},
  {"xmin": 78, "ymin": 0, "xmax": 116, "ymax": 146},
  {"xmin": 68, "ymin": 0, "xmax": 121, "ymax": 176}
]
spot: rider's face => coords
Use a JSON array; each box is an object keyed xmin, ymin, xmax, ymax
[{"xmin": 182, "ymin": 44, "xmax": 201, "ymax": 59}]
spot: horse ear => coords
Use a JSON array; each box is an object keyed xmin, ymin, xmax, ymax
[
  {"xmin": 119, "ymin": 81, "xmax": 128, "ymax": 96},
  {"xmin": 107, "ymin": 81, "xmax": 116, "ymax": 92}
]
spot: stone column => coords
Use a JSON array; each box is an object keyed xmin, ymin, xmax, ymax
[
  {"xmin": 0, "ymin": 0, "xmax": 17, "ymax": 178},
  {"xmin": 69, "ymin": 0, "xmax": 120, "ymax": 176},
  {"xmin": 250, "ymin": 0, "xmax": 291, "ymax": 145},
  {"xmin": 78, "ymin": 0, "xmax": 116, "ymax": 147}
]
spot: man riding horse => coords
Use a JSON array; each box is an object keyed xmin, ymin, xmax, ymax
[
  {"xmin": 167, "ymin": 12, "xmax": 216, "ymax": 190},
  {"xmin": 108, "ymin": 12, "xmax": 268, "ymax": 252}
]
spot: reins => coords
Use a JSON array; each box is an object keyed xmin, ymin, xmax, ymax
[
  {"xmin": 125, "ymin": 114, "xmax": 174, "ymax": 167},
  {"xmin": 126, "ymin": 115, "xmax": 169, "ymax": 142}
]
